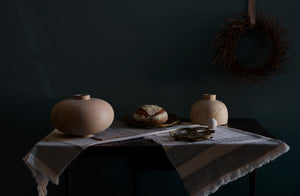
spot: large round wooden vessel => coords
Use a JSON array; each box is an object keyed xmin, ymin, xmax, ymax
[{"xmin": 51, "ymin": 94, "xmax": 114, "ymax": 137}]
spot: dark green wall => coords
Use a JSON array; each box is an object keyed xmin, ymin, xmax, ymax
[{"xmin": 1, "ymin": 0, "xmax": 298, "ymax": 195}]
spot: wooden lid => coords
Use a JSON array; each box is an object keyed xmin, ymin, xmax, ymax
[
  {"xmin": 203, "ymin": 94, "xmax": 216, "ymax": 100},
  {"xmin": 74, "ymin": 94, "xmax": 90, "ymax": 100}
]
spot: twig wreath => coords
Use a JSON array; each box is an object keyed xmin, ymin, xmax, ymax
[{"xmin": 212, "ymin": 11, "xmax": 289, "ymax": 84}]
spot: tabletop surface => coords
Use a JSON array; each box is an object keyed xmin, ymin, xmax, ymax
[
  {"xmin": 93, "ymin": 118, "xmax": 275, "ymax": 147},
  {"xmin": 76, "ymin": 119, "xmax": 276, "ymax": 170}
]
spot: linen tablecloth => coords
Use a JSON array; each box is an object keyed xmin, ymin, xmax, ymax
[
  {"xmin": 23, "ymin": 121, "xmax": 194, "ymax": 196},
  {"xmin": 146, "ymin": 125, "xmax": 289, "ymax": 196},
  {"xmin": 23, "ymin": 121, "xmax": 289, "ymax": 196}
]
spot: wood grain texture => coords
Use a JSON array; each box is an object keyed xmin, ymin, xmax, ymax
[
  {"xmin": 51, "ymin": 95, "xmax": 114, "ymax": 136},
  {"xmin": 190, "ymin": 94, "xmax": 228, "ymax": 126}
]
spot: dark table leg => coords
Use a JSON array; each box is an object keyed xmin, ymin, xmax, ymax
[
  {"xmin": 249, "ymin": 169, "xmax": 256, "ymax": 196},
  {"xmin": 127, "ymin": 155, "xmax": 138, "ymax": 196},
  {"xmin": 65, "ymin": 165, "xmax": 71, "ymax": 196},
  {"xmin": 131, "ymin": 169, "xmax": 138, "ymax": 196}
]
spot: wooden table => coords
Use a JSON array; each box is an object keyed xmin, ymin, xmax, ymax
[{"xmin": 64, "ymin": 119, "xmax": 276, "ymax": 196}]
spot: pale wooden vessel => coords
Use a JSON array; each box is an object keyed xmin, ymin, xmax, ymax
[
  {"xmin": 190, "ymin": 94, "xmax": 228, "ymax": 126},
  {"xmin": 51, "ymin": 94, "xmax": 114, "ymax": 137}
]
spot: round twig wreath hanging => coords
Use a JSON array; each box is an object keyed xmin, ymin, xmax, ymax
[{"xmin": 212, "ymin": 12, "xmax": 289, "ymax": 84}]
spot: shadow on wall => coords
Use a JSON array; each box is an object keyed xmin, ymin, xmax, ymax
[{"xmin": 1, "ymin": 0, "xmax": 299, "ymax": 195}]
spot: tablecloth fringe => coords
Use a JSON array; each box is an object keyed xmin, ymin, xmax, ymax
[
  {"xmin": 23, "ymin": 153, "xmax": 59, "ymax": 196},
  {"xmin": 192, "ymin": 142, "xmax": 290, "ymax": 196}
]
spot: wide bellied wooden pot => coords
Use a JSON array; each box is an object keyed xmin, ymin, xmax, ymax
[
  {"xmin": 190, "ymin": 94, "xmax": 228, "ymax": 126},
  {"xmin": 51, "ymin": 94, "xmax": 114, "ymax": 137}
]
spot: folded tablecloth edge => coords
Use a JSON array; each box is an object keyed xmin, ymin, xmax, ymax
[
  {"xmin": 23, "ymin": 153, "xmax": 59, "ymax": 196},
  {"xmin": 191, "ymin": 142, "xmax": 290, "ymax": 196}
]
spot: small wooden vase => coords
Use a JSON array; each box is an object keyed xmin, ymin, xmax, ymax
[
  {"xmin": 51, "ymin": 94, "xmax": 114, "ymax": 137},
  {"xmin": 190, "ymin": 94, "xmax": 228, "ymax": 126}
]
